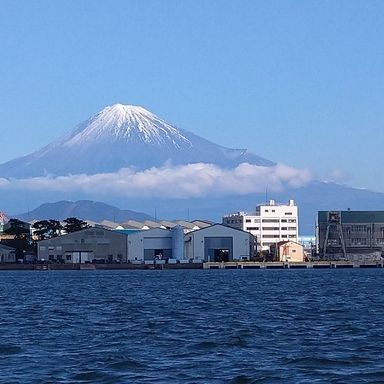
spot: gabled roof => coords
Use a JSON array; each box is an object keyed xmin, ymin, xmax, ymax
[
  {"xmin": 189, "ymin": 223, "xmax": 254, "ymax": 236},
  {"xmin": 175, "ymin": 220, "xmax": 198, "ymax": 229},
  {"xmin": 143, "ymin": 220, "xmax": 164, "ymax": 228},
  {"xmin": 98, "ymin": 220, "xmax": 121, "ymax": 229},
  {"xmin": 191, "ymin": 220, "xmax": 214, "ymax": 228},
  {"xmin": 125, "ymin": 227, "xmax": 172, "ymax": 237},
  {"xmin": 121, "ymin": 220, "xmax": 148, "ymax": 229},
  {"xmin": 38, "ymin": 226, "xmax": 127, "ymax": 244},
  {"xmin": 159, "ymin": 220, "xmax": 178, "ymax": 229}
]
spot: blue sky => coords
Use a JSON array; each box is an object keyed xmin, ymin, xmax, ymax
[{"xmin": 1, "ymin": 0, "xmax": 384, "ymax": 191}]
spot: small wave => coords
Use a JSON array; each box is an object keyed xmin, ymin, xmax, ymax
[
  {"xmin": 106, "ymin": 358, "xmax": 147, "ymax": 370},
  {"xmin": 192, "ymin": 340, "xmax": 220, "ymax": 350},
  {"xmin": 0, "ymin": 344, "xmax": 22, "ymax": 355}
]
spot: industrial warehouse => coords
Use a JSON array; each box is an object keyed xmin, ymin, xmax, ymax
[
  {"xmin": 317, "ymin": 210, "xmax": 384, "ymax": 261},
  {"xmin": 37, "ymin": 223, "xmax": 255, "ymax": 264},
  {"xmin": 2, "ymin": 202, "xmax": 384, "ymax": 268}
]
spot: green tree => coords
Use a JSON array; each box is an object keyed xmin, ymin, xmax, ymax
[
  {"xmin": 63, "ymin": 217, "xmax": 90, "ymax": 233},
  {"xmin": 2, "ymin": 219, "xmax": 33, "ymax": 259},
  {"xmin": 3, "ymin": 219, "xmax": 30, "ymax": 237},
  {"xmin": 33, "ymin": 219, "xmax": 63, "ymax": 240}
]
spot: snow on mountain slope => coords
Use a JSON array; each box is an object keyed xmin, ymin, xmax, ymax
[
  {"xmin": 0, "ymin": 104, "xmax": 274, "ymax": 178},
  {"xmin": 61, "ymin": 104, "xmax": 193, "ymax": 148}
]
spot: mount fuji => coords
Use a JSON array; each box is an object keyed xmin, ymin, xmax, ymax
[
  {"xmin": 2, "ymin": 103, "xmax": 384, "ymax": 234},
  {"xmin": 0, "ymin": 104, "xmax": 273, "ymax": 178}
]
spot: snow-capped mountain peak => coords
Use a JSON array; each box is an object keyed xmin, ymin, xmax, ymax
[
  {"xmin": 66, "ymin": 103, "xmax": 191, "ymax": 147},
  {"xmin": 0, "ymin": 103, "xmax": 274, "ymax": 177}
]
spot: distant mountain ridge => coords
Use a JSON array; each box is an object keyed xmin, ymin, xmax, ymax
[
  {"xmin": 14, "ymin": 200, "xmax": 154, "ymax": 223},
  {"xmin": 0, "ymin": 104, "xmax": 273, "ymax": 178}
]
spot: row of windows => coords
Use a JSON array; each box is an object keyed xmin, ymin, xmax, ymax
[
  {"xmin": 228, "ymin": 218, "xmax": 297, "ymax": 224},
  {"xmin": 262, "ymin": 234, "xmax": 297, "ymax": 240},
  {"xmin": 226, "ymin": 220, "xmax": 242, "ymax": 225},
  {"xmin": 263, "ymin": 210, "xmax": 294, "ymax": 215},
  {"xmin": 262, "ymin": 227, "xmax": 297, "ymax": 231},
  {"xmin": 246, "ymin": 218, "xmax": 297, "ymax": 223},
  {"xmin": 245, "ymin": 226, "xmax": 298, "ymax": 232}
]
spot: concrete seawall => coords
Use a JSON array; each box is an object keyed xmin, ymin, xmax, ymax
[
  {"xmin": 0, "ymin": 261, "xmax": 383, "ymax": 271},
  {"xmin": 0, "ymin": 263, "xmax": 203, "ymax": 271},
  {"xmin": 203, "ymin": 261, "xmax": 384, "ymax": 269}
]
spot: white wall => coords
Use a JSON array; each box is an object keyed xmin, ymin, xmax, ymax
[
  {"xmin": 127, "ymin": 228, "xmax": 173, "ymax": 262},
  {"xmin": 279, "ymin": 241, "xmax": 305, "ymax": 262},
  {"xmin": 184, "ymin": 225, "xmax": 252, "ymax": 262}
]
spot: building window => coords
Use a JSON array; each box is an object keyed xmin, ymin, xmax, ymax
[
  {"xmin": 246, "ymin": 227, "xmax": 259, "ymax": 231},
  {"xmin": 262, "ymin": 227, "xmax": 280, "ymax": 231},
  {"xmin": 245, "ymin": 219, "xmax": 251, "ymax": 223},
  {"xmin": 285, "ymin": 212, "xmax": 293, "ymax": 215},
  {"xmin": 262, "ymin": 219, "xmax": 279, "ymax": 223},
  {"xmin": 66, "ymin": 255, "xmax": 72, "ymax": 261}
]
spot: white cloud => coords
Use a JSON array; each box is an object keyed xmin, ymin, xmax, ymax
[
  {"xmin": 326, "ymin": 168, "xmax": 351, "ymax": 184},
  {"xmin": 0, "ymin": 163, "xmax": 312, "ymax": 198}
]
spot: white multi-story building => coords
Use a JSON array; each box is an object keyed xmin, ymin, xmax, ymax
[{"xmin": 223, "ymin": 199, "xmax": 298, "ymax": 251}]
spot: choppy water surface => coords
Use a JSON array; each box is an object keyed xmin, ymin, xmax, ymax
[{"xmin": 1, "ymin": 269, "xmax": 384, "ymax": 383}]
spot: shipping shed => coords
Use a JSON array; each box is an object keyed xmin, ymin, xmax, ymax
[
  {"xmin": 127, "ymin": 227, "xmax": 176, "ymax": 262},
  {"xmin": 270, "ymin": 241, "xmax": 305, "ymax": 262},
  {"xmin": 184, "ymin": 224, "xmax": 254, "ymax": 262},
  {"xmin": 37, "ymin": 227, "xmax": 127, "ymax": 263}
]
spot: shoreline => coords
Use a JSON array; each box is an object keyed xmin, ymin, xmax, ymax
[{"xmin": 0, "ymin": 261, "xmax": 383, "ymax": 270}]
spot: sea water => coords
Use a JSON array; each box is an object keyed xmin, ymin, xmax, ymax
[{"xmin": 0, "ymin": 269, "xmax": 384, "ymax": 383}]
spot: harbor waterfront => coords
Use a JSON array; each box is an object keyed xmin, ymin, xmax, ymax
[
  {"xmin": 1, "ymin": 269, "xmax": 384, "ymax": 383},
  {"xmin": 0, "ymin": 260, "xmax": 384, "ymax": 270}
]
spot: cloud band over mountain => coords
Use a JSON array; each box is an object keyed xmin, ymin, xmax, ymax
[{"xmin": 0, "ymin": 163, "xmax": 311, "ymax": 199}]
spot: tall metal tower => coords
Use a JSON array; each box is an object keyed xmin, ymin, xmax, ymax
[{"xmin": 323, "ymin": 211, "xmax": 347, "ymax": 259}]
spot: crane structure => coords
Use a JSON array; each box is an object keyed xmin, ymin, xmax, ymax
[{"xmin": 323, "ymin": 211, "xmax": 347, "ymax": 259}]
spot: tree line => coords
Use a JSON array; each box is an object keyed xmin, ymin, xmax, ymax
[{"xmin": 1, "ymin": 217, "xmax": 90, "ymax": 260}]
